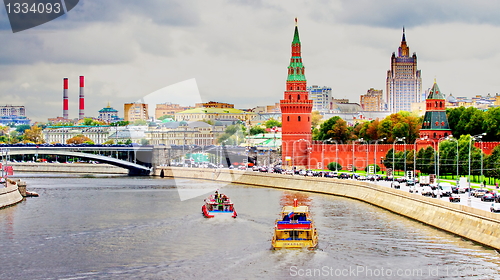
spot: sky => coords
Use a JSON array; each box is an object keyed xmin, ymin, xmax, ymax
[{"xmin": 2, "ymin": 0, "xmax": 500, "ymax": 122}]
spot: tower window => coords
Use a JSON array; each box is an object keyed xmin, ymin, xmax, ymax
[
  {"xmin": 298, "ymin": 95, "xmax": 301, "ymax": 100},
  {"xmin": 287, "ymin": 116, "xmax": 290, "ymax": 122},
  {"xmin": 298, "ymin": 116, "xmax": 301, "ymax": 121}
]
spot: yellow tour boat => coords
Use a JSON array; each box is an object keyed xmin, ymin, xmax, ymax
[{"xmin": 271, "ymin": 199, "xmax": 318, "ymax": 249}]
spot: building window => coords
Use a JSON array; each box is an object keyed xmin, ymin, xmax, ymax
[
  {"xmin": 287, "ymin": 116, "xmax": 290, "ymax": 122},
  {"xmin": 298, "ymin": 116, "xmax": 301, "ymax": 122}
]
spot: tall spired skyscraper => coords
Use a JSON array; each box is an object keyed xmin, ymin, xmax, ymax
[
  {"xmin": 280, "ymin": 19, "xmax": 313, "ymax": 168},
  {"xmin": 386, "ymin": 28, "xmax": 422, "ymax": 113}
]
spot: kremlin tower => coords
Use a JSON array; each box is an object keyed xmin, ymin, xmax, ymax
[
  {"xmin": 419, "ymin": 81, "xmax": 451, "ymax": 140},
  {"xmin": 280, "ymin": 19, "xmax": 313, "ymax": 168}
]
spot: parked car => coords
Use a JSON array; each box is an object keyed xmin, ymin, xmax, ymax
[
  {"xmin": 490, "ymin": 203, "xmax": 500, "ymax": 213},
  {"xmin": 438, "ymin": 183, "xmax": 453, "ymax": 197},
  {"xmin": 481, "ymin": 192, "xmax": 496, "ymax": 202},
  {"xmin": 421, "ymin": 186, "xmax": 433, "ymax": 196},
  {"xmin": 449, "ymin": 193, "xmax": 461, "ymax": 203},
  {"xmin": 408, "ymin": 185, "xmax": 420, "ymax": 193},
  {"xmin": 473, "ymin": 189, "xmax": 488, "ymax": 198},
  {"xmin": 390, "ymin": 181, "xmax": 400, "ymax": 189}
]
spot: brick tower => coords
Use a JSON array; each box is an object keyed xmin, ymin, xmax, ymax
[
  {"xmin": 419, "ymin": 81, "xmax": 451, "ymax": 140},
  {"xmin": 280, "ymin": 19, "xmax": 313, "ymax": 168}
]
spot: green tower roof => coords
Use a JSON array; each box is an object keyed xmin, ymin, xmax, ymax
[{"xmin": 427, "ymin": 82, "xmax": 445, "ymax": 100}]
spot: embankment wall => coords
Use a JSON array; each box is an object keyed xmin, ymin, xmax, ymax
[
  {"xmin": 0, "ymin": 183, "xmax": 23, "ymax": 209},
  {"xmin": 8, "ymin": 162, "xmax": 128, "ymax": 174},
  {"xmin": 156, "ymin": 167, "xmax": 500, "ymax": 250}
]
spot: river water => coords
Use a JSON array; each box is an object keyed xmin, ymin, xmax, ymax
[{"xmin": 0, "ymin": 173, "xmax": 499, "ymax": 279}]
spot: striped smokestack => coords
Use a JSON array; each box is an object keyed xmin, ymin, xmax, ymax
[
  {"xmin": 63, "ymin": 78, "xmax": 69, "ymax": 119},
  {"xmin": 79, "ymin": 76, "xmax": 84, "ymax": 119}
]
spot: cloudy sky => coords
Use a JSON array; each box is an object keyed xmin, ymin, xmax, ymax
[{"xmin": 1, "ymin": 0, "xmax": 500, "ymax": 122}]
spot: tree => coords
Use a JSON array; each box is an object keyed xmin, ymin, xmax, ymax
[
  {"xmin": 132, "ymin": 119, "xmax": 147, "ymax": 126},
  {"xmin": 15, "ymin": 124, "xmax": 31, "ymax": 134},
  {"xmin": 483, "ymin": 107, "xmax": 500, "ymax": 141},
  {"xmin": 327, "ymin": 162, "xmax": 342, "ymax": 171},
  {"xmin": 111, "ymin": 121, "xmax": 130, "ymax": 126},
  {"xmin": 315, "ymin": 116, "xmax": 350, "ymax": 142},
  {"xmin": 23, "ymin": 125, "xmax": 45, "ymax": 144},
  {"xmin": 66, "ymin": 135, "xmax": 93, "ymax": 144},
  {"xmin": 310, "ymin": 111, "xmax": 323, "ymax": 129},
  {"xmin": 103, "ymin": 140, "xmax": 115, "ymax": 145},
  {"xmin": 264, "ymin": 119, "xmax": 282, "ymax": 128},
  {"xmin": 249, "ymin": 126, "xmax": 266, "ymax": 135},
  {"xmin": 217, "ymin": 124, "xmax": 245, "ymax": 145}
]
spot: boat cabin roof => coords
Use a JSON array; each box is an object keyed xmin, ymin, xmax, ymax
[{"xmin": 281, "ymin": 205, "xmax": 309, "ymax": 214}]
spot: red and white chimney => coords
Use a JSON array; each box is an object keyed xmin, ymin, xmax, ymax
[
  {"xmin": 79, "ymin": 76, "xmax": 85, "ymax": 119},
  {"xmin": 63, "ymin": 78, "xmax": 69, "ymax": 119}
]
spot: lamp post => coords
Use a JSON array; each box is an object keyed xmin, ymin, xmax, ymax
[
  {"xmin": 321, "ymin": 138, "xmax": 332, "ymax": 174},
  {"xmin": 374, "ymin": 138, "xmax": 386, "ymax": 175},
  {"xmin": 322, "ymin": 138, "xmax": 338, "ymax": 172},
  {"xmin": 468, "ymin": 133, "xmax": 486, "ymax": 206},
  {"xmin": 414, "ymin": 136, "xmax": 428, "ymax": 180},
  {"xmin": 392, "ymin": 137, "xmax": 405, "ymax": 182},
  {"xmin": 352, "ymin": 138, "xmax": 363, "ymax": 175},
  {"xmin": 447, "ymin": 135, "xmax": 459, "ymax": 182},
  {"xmin": 436, "ymin": 136, "xmax": 450, "ymax": 187}
]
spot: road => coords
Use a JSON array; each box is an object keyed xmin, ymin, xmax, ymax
[{"xmin": 369, "ymin": 179, "xmax": 496, "ymax": 213}]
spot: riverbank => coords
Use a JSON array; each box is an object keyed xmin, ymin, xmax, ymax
[
  {"xmin": 156, "ymin": 167, "xmax": 500, "ymax": 250},
  {"xmin": 8, "ymin": 162, "xmax": 128, "ymax": 174},
  {"xmin": 0, "ymin": 180, "xmax": 23, "ymax": 209}
]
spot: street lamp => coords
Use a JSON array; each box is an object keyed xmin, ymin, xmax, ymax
[
  {"xmin": 436, "ymin": 136, "xmax": 451, "ymax": 187},
  {"xmin": 468, "ymin": 133, "xmax": 486, "ymax": 206},
  {"xmin": 392, "ymin": 137, "xmax": 405, "ymax": 182},
  {"xmin": 322, "ymin": 138, "xmax": 339, "ymax": 173},
  {"xmin": 321, "ymin": 138, "xmax": 332, "ymax": 175},
  {"xmin": 414, "ymin": 136, "xmax": 428, "ymax": 180},
  {"xmin": 374, "ymin": 138, "xmax": 386, "ymax": 175},
  {"xmin": 447, "ymin": 135, "xmax": 459, "ymax": 182},
  {"xmin": 352, "ymin": 138, "xmax": 364, "ymax": 175}
]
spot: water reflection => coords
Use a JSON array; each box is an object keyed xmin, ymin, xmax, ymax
[{"xmin": 0, "ymin": 175, "xmax": 498, "ymax": 279}]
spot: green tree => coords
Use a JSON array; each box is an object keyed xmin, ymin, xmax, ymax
[
  {"xmin": 264, "ymin": 119, "xmax": 282, "ymax": 128},
  {"xmin": 249, "ymin": 126, "xmax": 266, "ymax": 135},
  {"xmin": 315, "ymin": 116, "xmax": 350, "ymax": 142},
  {"xmin": 483, "ymin": 107, "xmax": 500, "ymax": 141},
  {"xmin": 327, "ymin": 162, "xmax": 342, "ymax": 171},
  {"xmin": 111, "ymin": 121, "xmax": 130, "ymax": 126},
  {"xmin": 15, "ymin": 124, "xmax": 31, "ymax": 134}
]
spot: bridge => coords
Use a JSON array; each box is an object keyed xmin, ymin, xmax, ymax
[{"xmin": 6, "ymin": 147, "xmax": 152, "ymax": 175}]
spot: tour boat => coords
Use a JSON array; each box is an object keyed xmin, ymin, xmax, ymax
[
  {"xmin": 271, "ymin": 199, "xmax": 318, "ymax": 249},
  {"xmin": 201, "ymin": 192, "xmax": 237, "ymax": 218}
]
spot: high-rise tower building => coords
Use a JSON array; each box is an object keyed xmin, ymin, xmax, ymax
[
  {"xmin": 307, "ymin": 85, "xmax": 332, "ymax": 113},
  {"xmin": 386, "ymin": 28, "xmax": 422, "ymax": 113},
  {"xmin": 280, "ymin": 19, "xmax": 313, "ymax": 168}
]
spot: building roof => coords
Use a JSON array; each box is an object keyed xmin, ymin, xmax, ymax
[
  {"xmin": 427, "ymin": 82, "xmax": 445, "ymax": 100},
  {"xmin": 176, "ymin": 107, "xmax": 251, "ymax": 114}
]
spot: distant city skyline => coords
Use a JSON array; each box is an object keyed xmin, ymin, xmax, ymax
[{"xmin": 2, "ymin": 1, "xmax": 500, "ymax": 122}]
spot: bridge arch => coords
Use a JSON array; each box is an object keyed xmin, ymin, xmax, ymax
[{"xmin": 7, "ymin": 149, "xmax": 151, "ymax": 176}]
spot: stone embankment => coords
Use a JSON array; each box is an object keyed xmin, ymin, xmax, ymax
[
  {"xmin": 8, "ymin": 162, "xmax": 128, "ymax": 174},
  {"xmin": 0, "ymin": 179, "xmax": 23, "ymax": 209},
  {"xmin": 156, "ymin": 167, "xmax": 500, "ymax": 250}
]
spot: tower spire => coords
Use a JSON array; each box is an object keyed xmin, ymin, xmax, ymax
[{"xmin": 402, "ymin": 26, "xmax": 406, "ymax": 42}]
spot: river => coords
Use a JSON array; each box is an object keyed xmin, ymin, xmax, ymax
[{"xmin": 0, "ymin": 173, "xmax": 499, "ymax": 279}]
